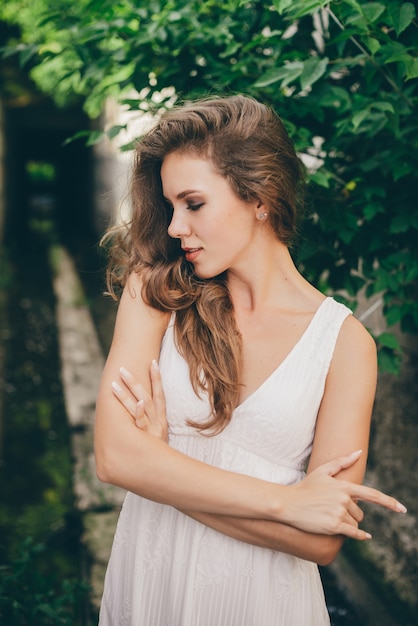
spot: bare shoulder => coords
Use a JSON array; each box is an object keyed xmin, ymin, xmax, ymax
[
  {"xmin": 118, "ymin": 271, "xmax": 170, "ymax": 328},
  {"xmin": 335, "ymin": 311, "xmax": 376, "ymax": 362},
  {"xmin": 109, "ymin": 271, "xmax": 170, "ymax": 364},
  {"xmin": 327, "ymin": 311, "xmax": 377, "ymax": 393}
]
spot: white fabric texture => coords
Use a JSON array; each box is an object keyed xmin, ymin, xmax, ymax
[{"xmin": 99, "ymin": 297, "xmax": 351, "ymax": 626}]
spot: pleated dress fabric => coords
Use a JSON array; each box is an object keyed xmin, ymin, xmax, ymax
[{"xmin": 99, "ymin": 297, "xmax": 351, "ymax": 626}]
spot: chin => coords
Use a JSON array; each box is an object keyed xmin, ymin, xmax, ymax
[{"xmin": 192, "ymin": 266, "xmax": 226, "ymax": 280}]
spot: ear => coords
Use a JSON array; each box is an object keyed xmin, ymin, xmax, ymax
[{"xmin": 255, "ymin": 199, "xmax": 268, "ymax": 221}]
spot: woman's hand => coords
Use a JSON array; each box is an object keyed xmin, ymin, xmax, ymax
[
  {"xmin": 281, "ymin": 451, "xmax": 407, "ymax": 539},
  {"xmin": 111, "ymin": 361, "xmax": 168, "ymax": 442}
]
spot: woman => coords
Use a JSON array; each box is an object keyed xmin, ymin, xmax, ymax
[{"xmin": 95, "ymin": 95, "xmax": 406, "ymax": 625}]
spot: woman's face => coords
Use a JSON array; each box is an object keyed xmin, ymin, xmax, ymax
[{"xmin": 161, "ymin": 151, "xmax": 263, "ymax": 279}]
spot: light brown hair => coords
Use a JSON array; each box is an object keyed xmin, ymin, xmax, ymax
[{"xmin": 106, "ymin": 95, "xmax": 305, "ymax": 433}]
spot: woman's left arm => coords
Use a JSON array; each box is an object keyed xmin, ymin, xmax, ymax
[
  {"xmin": 185, "ymin": 315, "xmax": 378, "ymax": 564},
  {"xmin": 307, "ymin": 313, "xmax": 377, "ymax": 486}
]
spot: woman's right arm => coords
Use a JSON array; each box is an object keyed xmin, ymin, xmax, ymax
[{"xmin": 95, "ymin": 273, "xmax": 405, "ymax": 538}]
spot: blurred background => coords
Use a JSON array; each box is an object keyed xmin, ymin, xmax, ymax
[{"xmin": 0, "ymin": 1, "xmax": 417, "ymax": 624}]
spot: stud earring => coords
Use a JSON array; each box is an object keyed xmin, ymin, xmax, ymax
[{"xmin": 257, "ymin": 212, "xmax": 268, "ymax": 220}]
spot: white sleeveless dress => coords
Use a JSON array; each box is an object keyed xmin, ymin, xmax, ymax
[{"xmin": 99, "ymin": 297, "xmax": 351, "ymax": 626}]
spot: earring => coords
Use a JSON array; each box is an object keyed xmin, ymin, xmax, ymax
[{"xmin": 257, "ymin": 212, "xmax": 268, "ymax": 220}]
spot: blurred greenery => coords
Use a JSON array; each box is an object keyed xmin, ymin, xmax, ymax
[
  {"xmin": 0, "ymin": 538, "xmax": 90, "ymax": 625},
  {"xmin": 0, "ymin": 222, "xmax": 93, "ymax": 624},
  {"xmin": 1, "ymin": 0, "xmax": 417, "ymax": 373}
]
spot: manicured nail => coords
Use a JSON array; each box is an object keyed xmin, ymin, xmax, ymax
[
  {"xmin": 365, "ymin": 532, "xmax": 372, "ymax": 539},
  {"xmin": 396, "ymin": 502, "xmax": 407, "ymax": 513},
  {"xmin": 120, "ymin": 366, "xmax": 132, "ymax": 379},
  {"xmin": 152, "ymin": 359, "xmax": 159, "ymax": 371},
  {"xmin": 351, "ymin": 450, "xmax": 362, "ymax": 457},
  {"xmin": 137, "ymin": 399, "xmax": 144, "ymax": 411},
  {"xmin": 112, "ymin": 381, "xmax": 122, "ymax": 393}
]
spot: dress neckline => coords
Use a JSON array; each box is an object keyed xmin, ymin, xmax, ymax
[{"xmin": 234, "ymin": 297, "xmax": 331, "ymax": 412}]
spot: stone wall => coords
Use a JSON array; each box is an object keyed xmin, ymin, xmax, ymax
[
  {"xmin": 330, "ymin": 297, "xmax": 418, "ymax": 622},
  {"xmin": 363, "ymin": 337, "xmax": 418, "ymax": 611}
]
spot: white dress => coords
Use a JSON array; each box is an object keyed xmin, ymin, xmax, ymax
[{"xmin": 99, "ymin": 297, "xmax": 351, "ymax": 626}]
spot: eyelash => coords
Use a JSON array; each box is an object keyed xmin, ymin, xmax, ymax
[{"xmin": 187, "ymin": 203, "xmax": 204, "ymax": 212}]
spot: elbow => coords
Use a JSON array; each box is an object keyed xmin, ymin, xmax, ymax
[
  {"xmin": 315, "ymin": 537, "xmax": 344, "ymax": 567},
  {"xmin": 95, "ymin": 443, "xmax": 120, "ymax": 485},
  {"xmin": 96, "ymin": 458, "xmax": 111, "ymax": 484},
  {"xmin": 95, "ymin": 455, "xmax": 112, "ymax": 485}
]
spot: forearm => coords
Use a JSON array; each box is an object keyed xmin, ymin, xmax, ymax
[
  {"xmin": 181, "ymin": 510, "xmax": 343, "ymax": 566},
  {"xmin": 96, "ymin": 413, "xmax": 285, "ymax": 521}
]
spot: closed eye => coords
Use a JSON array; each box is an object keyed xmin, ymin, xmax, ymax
[{"xmin": 187, "ymin": 202, "xmax": 204, "ymax": 211}]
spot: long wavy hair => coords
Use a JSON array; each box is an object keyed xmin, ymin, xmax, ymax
[{"xmin": 105, "ymin": 95, "xmax": 305, "ymax": 433}]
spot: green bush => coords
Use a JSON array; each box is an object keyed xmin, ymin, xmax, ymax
[{"xmin": 0, "ymin": 538, "xmax": 91, "ymax": 626}]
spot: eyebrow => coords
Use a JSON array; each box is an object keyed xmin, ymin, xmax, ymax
[{"xmin": 164, "ymin": 189, "xmax": 201, "ymax": 202}]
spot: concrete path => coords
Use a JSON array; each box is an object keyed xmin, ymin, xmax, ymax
[{"xmin": 50, "ymin": 244, "xmax": 124, "ymax": 611}]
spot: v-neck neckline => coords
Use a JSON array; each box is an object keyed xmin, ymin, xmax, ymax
[{"xmin": 234, "ymin": 297, "xmax": 330, "ymax": 413}]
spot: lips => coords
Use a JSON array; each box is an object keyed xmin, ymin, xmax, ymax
[{"xmin": 183, "ymin": 247, "xmax": 202, "ymax": 262}]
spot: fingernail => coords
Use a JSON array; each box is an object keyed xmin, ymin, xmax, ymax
[
  {"xmin": 152, "ymin": 359, "xmax": 159, "ymax": 371},
  {"xmin": 137, "ymin": 399, "xmax": 144, "ymax": 410},
  {"xmin": 135, "ymin": 418, "xmax": 146, "ymax": 428},
  {"xmin": 365, "ymin": 532, "xmax": 372, "ymax": 539},
  {"xmin": 120, "ymin": 366, "xmax": 132, "ymax": 379},
  {"xmin": 351, "ymin": 450, "xmax": 362, "ymax": 457},
  {"xmin": 112, "ymin": 381, "xmax": 122, "ymax": 393},
  {"xmin": 396, "ymin": 502, "xmax": 407, "ymax": 513}
]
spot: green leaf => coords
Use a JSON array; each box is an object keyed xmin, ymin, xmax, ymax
[
  {"xmin": 363, "ymin": 202, "xmax": 384, "ymax": 221},
  {"xmin": 378, "ymin": 347, "xmax": 401, "ymax": 374},
  {"xmin": 372, "ymin": 101, "xmax": 395, "ymax": 114},
  {"xmin": 290, "ymin": 0, "xmax": 330, "ymax": 18},
  {"xmin": 406, "ymin": 57, "xmax": 418, "ymax": 80},
  {"xmin": 363, "ymin": 36, "xmax": 381, "ymax": 55},
  {"xmin": 343, "ymin": 0, "xmax": 364, "ymax": 13},
  {"xmin": 310, "ymin": 169, "xmax": 331, "ymax": 188},
  {"xmin": 106, "ymin": 124, "xmax": 127, "ymax": 140},
  {"xmin": 62, "ymin": 129, "xmax": 104, "ymax": 146},
  {"xmin": 385, "ymin": 305, "xmax": 404, "ymax": 325},
  {"xmin": 120, "ymin": 139, "xmax": 138, "ymax": 152},
  {"xmin": 253, "ymin": 62, "xmax": 303, "ymax": 88},
  {"xmin": 380, "ymin": 42, "xmax": 412, "ymax": 64},
  {"xmin": 361, "ymin": 2, "xmax": 386, "ymax": 24},
  {"xmin": 272, "ymin": 0, "xmax": 328, "ymax": 17},
  {"xmin": 19, "ymin": 44, "xmax": 39, "ymax": 67},
  {"xmin": 271, "ymin": 0, "xmax": 293, "ymax": 14},
  {"xmin": 351, "ymin": 108, "xmax": 369, "ymax": 130},
  {"xmin": 300, "ymin": 57, "xmax": 328, "ymax": 91},
  {"xmin": 351, "ymin": 101, "xmax": 394, "ymax": 130},
  {"xmin": 388, "ymin": 1, "xmax": 416, "ymax": 36},
  {"xmin": 377, "ymin": 332, "xmax": 401, "ymax": 350}
]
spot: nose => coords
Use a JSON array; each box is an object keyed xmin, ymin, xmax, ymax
[{"xmin": 167, "ymin": 208, "xmax": 192, "ymax": 239}]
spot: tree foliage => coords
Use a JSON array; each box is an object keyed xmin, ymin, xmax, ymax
[{"xmin": 1, "ymin": 0, "xmax": 417, "ymax": 371}]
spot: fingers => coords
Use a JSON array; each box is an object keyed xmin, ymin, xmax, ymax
[
  {"xmin": 135, "ymin": 399, "xmax": 146, "ymax": 429},
  {"xmin": 347, "ymin": 499, "xmax": 364, "ymax": 524},
  {"xmin": 150, "ymin": 360, "xmax": 167, "ymax": 419},
  {"xmin": 338, "ymin": 522, "xmax": 372, "ymax": 541},
  {"xmin": 120, "ymin": 366, "xmax": 149, "ymax": 402},
  {"xmin": 314, "ymin": 452, "xmax": 407, "ymax": 515},
  {"xmin": 316, "ymin": 450, "xmax": 363, "ymax": 478},
  {"xmin": 349, "ymin": 483, "xmax": 407, "ymax": 513},
  {"xmin": 112, "ymin": 363, "xmax": 168, "ymax": 441},
  {"xmin": 111, "ymin": 380, "xmax": 137, "ymax": 418}
]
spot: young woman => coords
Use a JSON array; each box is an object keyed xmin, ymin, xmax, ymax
[{"xmin": 95, "ymin": 95, "xmax": 406, "ymax": 625}]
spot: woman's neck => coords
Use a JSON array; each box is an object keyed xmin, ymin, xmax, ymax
[{"xmin": 227, "ymin": 240, "xmax": 324, "ymax": 317}]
